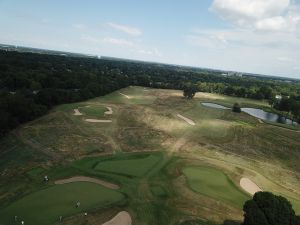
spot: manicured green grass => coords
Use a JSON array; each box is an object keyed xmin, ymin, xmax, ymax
[
  {"xmin": 80, "ymin": 105, "xmax": 107, "ymax": 119},
  {"xmin": 94, "ymin": 154, "xmax": 163, "ymax": 177},
  {"xmin": 182, "ymin": 166, "xmax": 250, "ymax": 208},
  {"xmin": 0, "ymin": 182, "xmax": 124, "ymax": 225}
]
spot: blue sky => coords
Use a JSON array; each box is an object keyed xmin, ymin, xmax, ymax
[{"xmin": 0, "ymin": 0, "xmax": 300, "ymax": 79}]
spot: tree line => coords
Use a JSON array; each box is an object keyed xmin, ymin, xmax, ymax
[{"xmin": 1, "ymin": 50, "xmax": 300, "ymax": 136}]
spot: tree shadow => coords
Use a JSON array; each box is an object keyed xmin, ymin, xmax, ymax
[{"xmin": 222, "ymin": 220, "xmax": 241, "ymax": 225}]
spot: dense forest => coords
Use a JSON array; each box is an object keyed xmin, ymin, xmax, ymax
[{"xmin": 0, "ymin": 50, "xmax": 300, "ymax": 136}]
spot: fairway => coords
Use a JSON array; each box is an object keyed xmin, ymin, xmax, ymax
[
  {"xmin": 0, "ymin": 182, "xmax": 124, "ymax": 225},
  {"xmin": 183, "ymin": 166, "xmax": 250, "ymax": 208},
  {"xmin": 95, "ymin": 154, "xmax": 162, "ymax": 177},
  {"xmin": 96, "ymin": 86, "xmax": 156, "ymax": 105}
]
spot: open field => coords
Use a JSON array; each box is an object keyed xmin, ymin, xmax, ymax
[{"xmin": 0, "ymin": 86, "xmax": 299, "ymax": 225}]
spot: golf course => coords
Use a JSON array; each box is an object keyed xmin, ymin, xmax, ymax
[{"xmin": 0, "ymin": 86, "xmax": 299, "ymax": 225}]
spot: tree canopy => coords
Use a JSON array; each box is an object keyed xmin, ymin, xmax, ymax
[
  {"xmin": 242, "ymin": 192, "xmax": 300, "ymax": 225},
  {"xmin": 232, "ymin": 103, "xmax": 242, "ymax": 113},
  {"xmin": 183, "ymin": 85, "xmax": 197, "ymax": 99}
]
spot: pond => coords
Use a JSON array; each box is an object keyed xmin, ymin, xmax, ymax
[
  {"xmin": 241, "ymin": 108, "xmax": 297, "ymax": 125},
  {"xmin": 201, "ymin": 102, "xmax": 298, "ymax": 125},
  {"xmin": 201, "ymin": 102, "xmax": 230, "ymax": 110}
]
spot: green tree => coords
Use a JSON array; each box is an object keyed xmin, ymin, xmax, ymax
[
  {"xmin": 232, "ymin": 103, "xmax": 241, "ymax": 113},
  {"xmin": 242, "ymin": 192, "xmax": 299, "ymax": 225},
  {"xmin": 183, "ymin": 85, "xmax": 197, "ymax": 99}
]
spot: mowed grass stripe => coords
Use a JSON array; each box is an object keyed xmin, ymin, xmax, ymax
[
  {"xmin": 0, "ymin": 182, "xmax": 124, "ymax": 225},
  {"xmin": 183, "ymin": 166, "xmax": 250, "ymax": 208}
]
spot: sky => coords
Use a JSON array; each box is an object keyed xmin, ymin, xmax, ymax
[{"xmin": 0, "ymin": 0, "xmax": 300, "ymax": 79}]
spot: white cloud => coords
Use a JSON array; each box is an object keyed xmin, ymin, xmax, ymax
[
  {"xmin": 211, "ymin": 0, "xmax": 290, "ymax": 20},
  {"xmin": 202, "ymin": 0, "xmax": 300, "ymax": 77},
  {"xmin": 107, "ymin": 22, "xmax": 142, "ymax": 36},
  {"xmin": 210, "ymin": 0, "xmax": 300, "ymax": 33},
  {"xmin": 102, "ymin": 37, "xmax": 136, "ymax": 47},
  {"xmin": 81, "ymin": 35, "xmax": 136, "ymax": 48},
  {"xmin": 72, "ymin": 24, "xmax": 86, "ymax": 29},
  {"xmin": 137, "ymin": 48, "xmax": 162, "ymax": 57}
]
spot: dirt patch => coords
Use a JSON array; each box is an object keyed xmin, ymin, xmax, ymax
[
  {"xmin": 73, "ymin": 109, "xmax": 83, "ymax": 116},
  {"xmin": 177, "ymin": 114, "xmax": 196, "ymax": 126},
  {"xmin": 105, "ymin": 107, "xmax": 113, "ymax": 115},
  {"xmin": 119, "ymin": 92, "xmax": 131, "ymax": 99},
  {"xmin": 240, "ymin": 178, "xmax": 262, "ymax": 195},
  {"xmin": 55, "ymin": 176, "xmax": 119, "ymax": 190},
  {"xmin": 85, "ymin": 119, "xmax": 112, "ymax": 123},
  {"xmin": 102, "ymin": 211, "xmax": 132, "ymax": 225}
]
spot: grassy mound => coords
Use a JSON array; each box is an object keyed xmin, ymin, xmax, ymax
[
  {"xmin": 0, "ymin": 182, "xmax": 124, "ymax": 225},
  {"xmin": 183, "ymin": 166, "xmax": 250, "ymax": 208}
]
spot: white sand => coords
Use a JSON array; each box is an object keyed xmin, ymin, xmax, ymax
[
  {"xmin": 240, "ymin": 178, "xmax": 262, "ymax": 195},
  {"xmin": 105, "ymin": 107, "xmax": 113, "ymax": 115},
  {"xmin": 85, "ymin": 119, "xmax": 112, "ymax": 123},
  {"xmin": 55, "ymin": 176, "xmax": 119, "ymax": 190},
  {"xmin": 177, "ymin": 114, "xmax": 196, "ymax": 126},
  {"xmin": 119, "ymin": 92, "xmax": 131, "ymax": 99},
  {"xmin": 102, "ymin": 211, "xmax": 132, "ymax": 225},
  {"xmin": 73, "ymin": 109, "xmax": 82, "ymax": 116}
]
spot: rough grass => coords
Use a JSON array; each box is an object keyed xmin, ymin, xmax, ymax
[
  {"xmin": 182, "ymin": 166, "xmax": 250, "ymax": 208},
  {"xmin": 0, "ymin": 182, "xmax": 124, "ymax": 225},
  {"xmin": 26, "ymin": 167, "xmax": 45, "ymax": 177}
]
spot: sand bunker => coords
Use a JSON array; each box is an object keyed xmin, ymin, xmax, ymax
[
  {"xmin": 119, "ymin": 92, "xmax": 131, "ymax": 99},
  {"xmin": 85, "ymin": 119, "xmax": 112, "ymax": 123},
  {"xmin": 73, "ymin": 109, "xmax": 82, "ymax": 116},
  {"xmin": 177, "ymin": 114, "xmax": 196, "ymax": 126},
  {"xmin": 240, "ymin": 178, "xmax": 262, "ymax": 195},
  {"xmin": 55, "ymin": 176, "xmax": 119, "ymax": 190},
  {"xmin": 102, "ymin": 211, "xmax": 132, "ymax": 225},
  {"xmin": 105, "ymin": 107, "xmax": 113, "ymax": 115}
]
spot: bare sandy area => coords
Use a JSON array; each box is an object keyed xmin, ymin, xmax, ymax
[
  {"xmin": 119, "ymin": 92, "xmax": 131, "ymax": 99},
  {"xmin": 85, "ymin": 119, "xmax": 112, "ymax": 123},
  {"xmin": 177, "ymin": 114, "xmax": 196, "ymax": 126},
  {"xmin": 258, "ymin": 119, "xmax": 264, "ymax": 124},
  {"xmin": 73, "ymin": 109, "xmax": 83, "ymax": 116},
  {"xmin": 105, "ymin": 107, "xmax": 113, "ymax": 115},
  {"xmin": 240, "ymin": 177, "xmax": 262, "ymax": 195},
  {"xmin": 55, "ymin": 176, "xmax": 119, "ymax": 190},
  {"xmin": 102, "ymin": 211, "xmax": 132, "ymax": 225}
]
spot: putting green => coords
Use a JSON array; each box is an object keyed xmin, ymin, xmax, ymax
[
  {"xmin": 80, "ymin": 106, "xmax": 107, "ymax": 119},
  {"xmin": 183, "ymin": 166, "xmax": 250, "ymax": 208},
  {"xmin": 0, "ymin": 182, "xmax": 124, "ymax": 225},
  {"xmin": 94, "ymin": 154, "xmax": 162, "ymax": 177}
]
